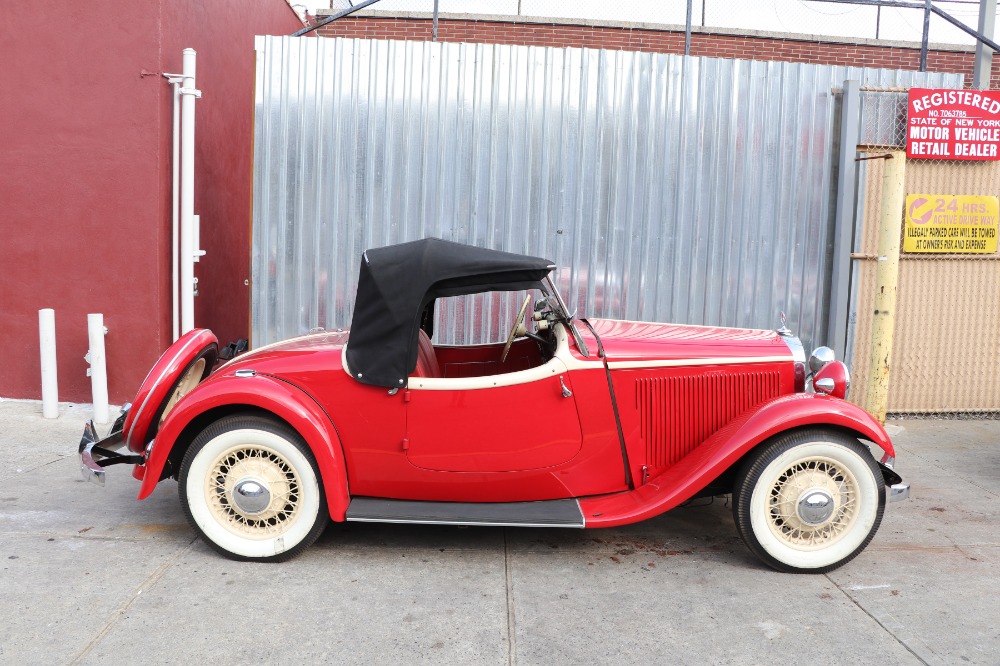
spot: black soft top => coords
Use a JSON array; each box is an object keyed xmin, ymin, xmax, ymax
[{"xmin": 346, "ymin": 238, "xmax": 555, "ymax": 388}]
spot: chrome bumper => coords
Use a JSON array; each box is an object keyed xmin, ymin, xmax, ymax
[
  {"xmin": 878, "ymin": 459, "xmax": 910, "ymax": 504},
  {"xmin": 79, "ymin": 406, "xmax": 142, "ymax": 486},
  {"xmin": 888, "ymin": 483, "xmax": 910, "ymax": 503}
]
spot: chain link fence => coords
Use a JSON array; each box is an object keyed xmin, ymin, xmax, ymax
[
  {"xmin": 311, "ymin": 0, "xmax": 994, "ymax": 46},
  {"xmin": 304, "ymin": 1, "xmax": 1000, "ymax": 90},
  {"xmin": 851, "ymin": 86, "xmax": 1000, "ymax": 418}
]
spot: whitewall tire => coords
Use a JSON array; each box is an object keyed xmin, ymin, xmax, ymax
[
  {"xmin": 179, "ymin": 415, "xmax": 328, "ymax": 562},
  {"xmin": 733, "ymin": 429, "xmax": 885, "ymax": 573}
]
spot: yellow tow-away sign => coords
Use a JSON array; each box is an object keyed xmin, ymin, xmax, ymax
[{"xmin": 904, "ymin": 194, "xmax": 999, "ymax": 253}]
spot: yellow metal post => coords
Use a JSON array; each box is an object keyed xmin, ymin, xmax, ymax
[{"xmin": 865, "ymin": 150, "xmax": 906, "ymax": 424}]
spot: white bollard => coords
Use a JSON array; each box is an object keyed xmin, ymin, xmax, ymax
[
  {"xmin": 38, "ymin": 309, "xmax": 58, "ymax": 419},
  {"xmin": 87, "ymin": 313, "xmax": 110, "ymax": 424}
]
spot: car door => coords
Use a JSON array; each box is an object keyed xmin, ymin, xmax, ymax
[{"xmin": 404, "ymin": 359, "xmax": 583, "ymax": 473}]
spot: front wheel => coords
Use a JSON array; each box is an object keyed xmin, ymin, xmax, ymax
[
  {"xmin": 179, "ymin": 415, "xmax": 328, "ymax": 562},
  {"xmin": 733, "ymin": 429, "xmax": 885, "ymax": 573}
]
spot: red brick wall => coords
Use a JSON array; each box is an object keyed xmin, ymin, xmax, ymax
[{"xmin": 316, "ymin": 17, "xmax": 999, "ymax": 89}]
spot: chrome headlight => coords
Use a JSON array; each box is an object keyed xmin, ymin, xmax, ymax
[{"xmin": 808, "ymin": 346, "xmax": 836, "ymax": 375}]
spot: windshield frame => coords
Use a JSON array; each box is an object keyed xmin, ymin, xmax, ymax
[{"xmin": 543, "ymin": 275, "xmax": 590, "ymax": 358}]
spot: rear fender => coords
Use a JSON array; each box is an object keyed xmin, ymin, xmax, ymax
[
  {"xmin": 136, "ymin": 373, "xmax": 350, "ymax": 521},
  {"xmin": 582, "ymin": 392, "xmax": 894, "ymax": 527}
]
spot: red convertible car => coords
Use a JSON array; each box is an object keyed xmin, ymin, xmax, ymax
[{"xmin": 81, "ymin": 238, "xmax": 908, "ymax": 572}]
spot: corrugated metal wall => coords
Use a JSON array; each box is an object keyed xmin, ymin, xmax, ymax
[{"xmin": 251, "ymin": 35, "xmax": 960, "ymax": 349}]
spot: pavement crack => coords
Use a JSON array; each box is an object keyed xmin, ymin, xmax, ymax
[
  {"xmin": 897, "ymin": 445, "xmax": 999, "ymax": 499},
  {"xmin": 827, "ymin": 573, "xmax": 932, "ymax": 665},
  {"xmin": 0, "ymin": 455, "xmax": 72, "ymax": 483},
  {"xmin": 68, "ymin": 537, "xmax": 197, "ymax": 665},
  {"xmin": 504, "ymin": 528, "xmax": 516, "ymax": 666}
]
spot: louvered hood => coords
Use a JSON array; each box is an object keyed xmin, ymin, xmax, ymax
[
  {"xmin": 588, "ymin": 320, "xmax": 796, "ymax": 472},
  {"xmin": 584, "ymin": 319, "xmax": 792, "ymax": 364}
]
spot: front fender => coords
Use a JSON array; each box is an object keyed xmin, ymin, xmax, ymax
[
  {"xmin": 582, "ymin": 392, "xmax": 894, "ymax": 527},
  {"xmin": 722, "ymin": 392, "xmax": 894, "ymax": 459},
  {"xmin": 136, "ymin": 373, "xmax": 350, "ymax": 521}
]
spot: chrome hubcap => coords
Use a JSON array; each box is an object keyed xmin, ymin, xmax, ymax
[
  {"xmin": 766, "ymin": 456, "xmax": 859, "ymax": 549},
  {"xmin": 797, "ymin": 489, "xmax": 835, "ymax": 525},
  {"xmin": 232, "ymin": 478, "xmax": 271, "ymax": 515}
]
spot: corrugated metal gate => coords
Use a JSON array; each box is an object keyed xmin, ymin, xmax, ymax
[{"xmin": 251, "ymin": 35, "xmax": 958, "ymax": 350}]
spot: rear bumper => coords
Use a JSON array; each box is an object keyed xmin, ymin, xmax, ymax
[
  {"xmin": 78, "ymin": 406, "xmax": 143, "ymax": 485},
  {"xmin": 888, "ymin": 483, "xmax": 910, "ymax": 503}
]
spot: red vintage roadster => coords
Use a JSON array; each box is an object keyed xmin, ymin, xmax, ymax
[{"xmin": 81, "ymin": 238, "xmax": 908, "ymax": 571}]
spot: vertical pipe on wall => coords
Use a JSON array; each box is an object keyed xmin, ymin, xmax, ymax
[
  {"xmin": 864, "ymin": 151, "xmax": 906, "ymax": 424},
  {"xmin": 171, "ymin": 78, "xmax": 181, "ymax": 341},
  {"xmin": 974, "ymin": 0, "xmax": 997, "ymax": 89},
  {"xmin": 433, "ymin": 0, "xmax": 439, "ymax": 41},
  {"xmin": 920, "ymin": 0, "xmax": 931, "ymax": 72},
  {"xmin": 685, "ymin": 0, "xmax": 693, "ymax": 55},
  {"xmin": 87, "ymin": 313, "xmax": 109, "ymax": 424},
  {"xmin": 38, "ymin": 309, "xmax": 58, "ymax": 419},
  {"xmin": 180, "ymin": 48, "xmax": 199, "ymax": 334}
]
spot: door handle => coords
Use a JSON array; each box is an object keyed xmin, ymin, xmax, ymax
[{"xmin": 559, "ymin": 376, "xmax": 573, "ymax": 398}]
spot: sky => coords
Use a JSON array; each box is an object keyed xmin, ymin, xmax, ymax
[{"xmin": 290, "ymin": 0, "xmax": 996, "ymax": 46}]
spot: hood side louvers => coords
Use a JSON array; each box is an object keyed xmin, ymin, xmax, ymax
[{"xmin": 637, "ymin": 371, "xmax": 781, "ymax": 468}]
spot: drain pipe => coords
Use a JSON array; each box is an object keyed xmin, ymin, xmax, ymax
[
  {"xmin": 38, "ymin": 309, "xmax": 58, "ymax": 419},
  {"xmin": 86, "ymin": 313, "xmax": 109, "ymax": 424},
  {"xmin": 164, "ymin": 72, "xmax": 183, "ymax": 342},
  {"xmin": 180, "ymin": 48, "xmax": 201, "ymax": 334}
]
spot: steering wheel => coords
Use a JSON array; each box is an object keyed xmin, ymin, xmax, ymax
[{"xmin": 501, "ymin": 295, "xmax": 532, "ymax": 363}]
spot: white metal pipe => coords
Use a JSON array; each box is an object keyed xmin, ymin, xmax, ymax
[
  {"xmin": 87, "ymin": 313, "xmax": 110, "ymax": 424},
  {"xmin": 38, "ymin": 309, "xmax": 58, "ymax": 419},
  {"xmin": 180, "ymin": 48, "xmax": 198, "ymax": 334},
  {"xmin": 171, "ymin": 78, "xmax": 181, "ymax": 341}
]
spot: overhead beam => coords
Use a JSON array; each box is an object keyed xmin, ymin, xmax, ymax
[{"xmin": 292, "ymin": 0, "xmax": 385, "ymax": 37}]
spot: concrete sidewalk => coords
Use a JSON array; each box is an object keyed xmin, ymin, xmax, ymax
[{"xmin": 1, "ymin": 398, "xmax": 997, "ymax": 665}]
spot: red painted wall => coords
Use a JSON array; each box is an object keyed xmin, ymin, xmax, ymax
[
  {"xmin": 0, "ymin": 0, "xmax": 302, "ymax": 405},
  {"xmin": 159, "ymin": 0, "xmax": 303, "ymax": 386},
  {"xmin": 317, "ymin": 16, "xmax": 998, "ymax": 88}
]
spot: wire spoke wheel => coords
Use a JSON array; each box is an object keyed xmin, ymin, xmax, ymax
[
  {"xmin": 766, "ymin": 457, "xmax": 858, "ymax": 549},
  {"xmin": 159, "ymin": 358, "xmax": 206, "ymax": 425},
  {"xmin": 734, "ymin": 429, "xmax": 885, "ymax": 573},
  {"xmin": 179, "ymin": 415, "xmax": 328, "ymax": 562},
  {"xmin": 207, "ymin": 445, "xmax": 301, "ymax": 537}
]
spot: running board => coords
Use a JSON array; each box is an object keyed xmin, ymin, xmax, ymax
[{"xmin": 345, "ymin": 497, "xmax": 585, "ymax": 528}]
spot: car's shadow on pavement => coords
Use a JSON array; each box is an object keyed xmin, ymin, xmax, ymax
[{"xmin": 311, "ymin": 495, "xmax": 761, "ymax": 571}]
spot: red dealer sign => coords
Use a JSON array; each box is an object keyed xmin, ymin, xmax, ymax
[{"xmin": 906, "ymin": 88, "xmax": 1000, "ymax": 160}]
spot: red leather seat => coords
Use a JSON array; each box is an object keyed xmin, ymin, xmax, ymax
[{"xmin": 412, "ymin": 329, "xmax": 441, "ymax": 378}]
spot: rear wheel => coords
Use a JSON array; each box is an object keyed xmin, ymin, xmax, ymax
[
  {"xmin": 179, "ymin": 415, "xmax": 328, "ymax": 562},
  {"xmin": 733, "ymin": 429, "xmax": 885, "ymax": 573}
]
